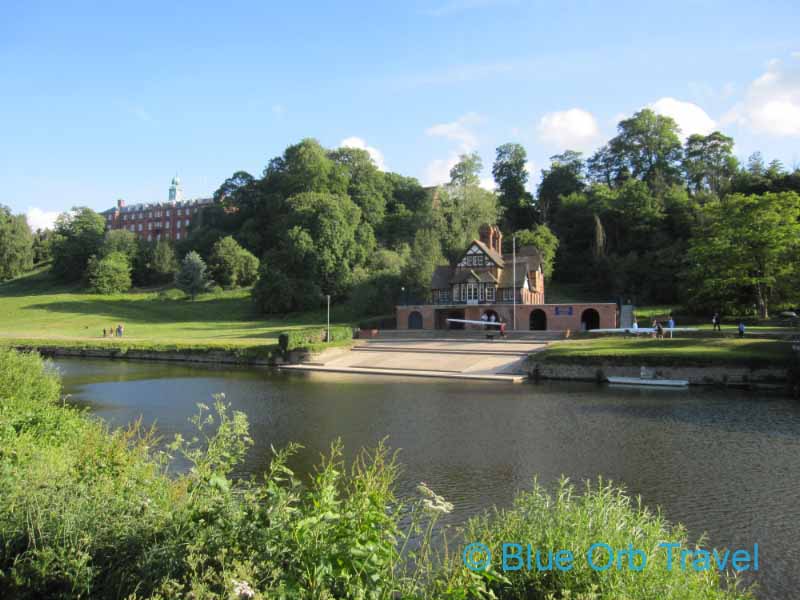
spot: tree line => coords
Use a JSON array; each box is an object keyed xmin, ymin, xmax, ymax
[{"xmin": 1, "ymin": 107, "xmax": 798, "ymax": 317}]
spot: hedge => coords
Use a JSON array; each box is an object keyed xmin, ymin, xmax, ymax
[{"xmin": 278, "ymin": 325, "xmax": 353, "ymax": 352}]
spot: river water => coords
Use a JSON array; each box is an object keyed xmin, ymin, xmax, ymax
[{"xmin": 54, "ymin": 357, "xmax": 800, "ymax": 599}]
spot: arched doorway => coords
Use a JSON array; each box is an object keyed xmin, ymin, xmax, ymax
[
  {"xmin": 408, "ymin": 311, "xmax": 423, "ymax": 329},
  {"xmin": 581, "ymin": 308, "xmax": 600, "ymax": 331},
  {"xmin": 482, "ymin": 309, "xmax": 499, "ymax": 323},
  {"xmin": 529, "ymin": 309, "xmax": 547, "ymax": 331}
]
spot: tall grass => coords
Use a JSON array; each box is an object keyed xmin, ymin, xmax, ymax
[{"xmin": 0, "ymin": 348, "xmax": 752, "ymax": 599}]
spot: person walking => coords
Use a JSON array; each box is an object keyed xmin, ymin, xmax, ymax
[
  {"xmin": 712, "ymin": 313, "xmax": 721, "ymax": 331},
  {"xmin": 738, "ymin": 322, "xmax": 746, "ymax": 338},
  {"xmin": 102, "ymin": 328, "xmax": 107, "ymax": 338},
  {"xmin": 667, "ymin": 315, "xmax": 675, "ymax": 338},
  {"xmin": 655, "ymin": 321, "xmax": 664, "ymax": 340},
  {"xmin": 499, "ymin": 320, "xmax": 507, "ymax": 339}
]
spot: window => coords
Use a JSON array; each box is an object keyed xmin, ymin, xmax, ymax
[
  {"xmin": 486, "ymin": 286, "xmax": 495, "ymax": 302},
  {"xmin": 177, "ymin": 209, "xmax": 182, "ymax": 216},
  {"xmin": 148, "ymin": 223, "xmax": 152, "ymax": 230},
  {"xmin": 502, "ymin": 288, "xmax": 513, "ymax": 302},
  {"xmin": 176, "ymin": 232, "xmax": 181, "ymax": 240},
  {"xmin": 467, "ymin": 283, "xmax": 478, "ymax": 301},
  {"xmin": 460, "ymin": 285, "xmax": 466, "ymax": 301},
  {"xmin": 147, "ymin": 234, "xmax": 152, "ymax": 241},
  {"xmin": 479, "ymin": 284, "xmax": 484, "ymax": 301},
  {"xmin": 138, "ymin": 224, "xmax": 142, "ymax": 231}
]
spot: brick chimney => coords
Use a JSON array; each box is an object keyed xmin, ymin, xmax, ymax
[{"xmin": 478, "ymin": 224, "xmax": 503, "ymax": 254}]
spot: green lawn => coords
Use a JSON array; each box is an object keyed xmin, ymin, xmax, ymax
[
  {"xmin": 0, "ymin": 269, "xmax": 355, "ymax": 349},
  {"xmin": 537, "ymin": 337, "xmax": 793, "ymax": 368}
]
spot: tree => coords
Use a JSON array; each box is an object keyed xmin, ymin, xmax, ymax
[
  {"xmin": 51, "ymin": 207, "xmax": 106, "ymax": 282},
  {"xmin": 683, "ymin": 132, "xmax": 738, "ymax": 197},
  {"xmin": 591, "ymin": 109, "xmax": 683, "ymax": 191},
  {"xmin": 492, "ymin": 143, "xmax": 535, "ymax": 231},
  {"xmin": 32, "ymin": 229, "xmax": 54, "ymax": 265},
  {"xmin": 208, "ymin": 236, "xmax": 260, "ymax": 288},
  {"xmin": 151, "ymin": 241, "xmax": 178, "ymax": 283},
  {"xmin": 0, "ymin": 206, "xmax": 34, "ymax": 281},
  {"xmin": 329, "ymin": 146, "xmax": 390, "ymax": 227},
  {"xmin": 684, "ymin": 192, "xmax": 800, "ymax": 317},
  {"xmin": 537, "ymin": 151, "xmax": 585, "ymax": 226},
  {"xmin": 86, "ymin": 252, "xmax": 132, "ymax": 294},
  {"xmin": 514, "ymin": 225, "xmax": 559, "ymax": 279},
  {"xmin": 403, "ymin": 228, "xmax": 444, "ymax": 300},
  {"xmin": 175, "ymin": 251, "xmax": 210, "ymax": 300},
  {"xmin": 449, "ymin": 152, "xmax": 482, "ymax": 189},
  {"xmin": 213, "ymin": 171, "xmax": 255, "ymax": 206},
  {"xmin": 100, "ymin": 229, "xmax": 138, "ymax": 261}
]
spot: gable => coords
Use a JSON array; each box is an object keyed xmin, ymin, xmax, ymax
[{"xmin": 457, "ymin": 243, "xmax": 497, "ymax": 268}]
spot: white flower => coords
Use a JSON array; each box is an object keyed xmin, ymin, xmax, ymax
[
  {"xmin": 232, "ymin": 579, "xmax": 255, "ymax": 599},
  {"xmin": 418, "ymin": 482, "xmax": 453, "ymax": 515}
]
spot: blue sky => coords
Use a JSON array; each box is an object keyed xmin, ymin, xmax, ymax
[{"xmin": 2, "ymin": 0, "xmax": 799, "ymax": 229}]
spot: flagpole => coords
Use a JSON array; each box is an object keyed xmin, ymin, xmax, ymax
[{"xmin": 512, "ymin": 234, "xmax": 516, "ymax": 331}]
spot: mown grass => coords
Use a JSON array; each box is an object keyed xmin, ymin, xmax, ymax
[
  {"xmin": 537, "ymin": 337, "xmax": 792, "ymax": 368},
  {"xmin": 0, "ymin": 269, "xmax": 357, "ymax": 349},
  {"xmin": 0, "ymin": 348, "xmax": 753, "ymax": 599}
]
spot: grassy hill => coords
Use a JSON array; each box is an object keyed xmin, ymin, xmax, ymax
[{"xmin": 0, "ymin": 269, "xmax": 355, "ymax": 348}]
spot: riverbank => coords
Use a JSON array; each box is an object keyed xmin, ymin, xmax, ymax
[{"xmin": 530, "ymin": 337, "xmax": 797, "ymax": 390}]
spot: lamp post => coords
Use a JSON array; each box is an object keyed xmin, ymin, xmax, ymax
[
  {"xmin": 401, "ymin": 286, "xmax": 406, "ymax": 306},
  {"xmin": 326, "ymin": 294, "xmax": 331, "ymax": 342}
]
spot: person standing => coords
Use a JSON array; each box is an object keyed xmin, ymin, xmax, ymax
[
  {"xmin": 655, "ymin": 321, "xmax": 664, "ymax": 340},
  {"xmin": 102, "ymin": 328, "xmax": 107, "ymax": 338},
  {"xmin": 738, "ymin": 322, "xmax": 746, "ymax": 338},
  {"xmin": 480, "ymin": 312, "xmax": 488, "ymax": 330},
  {"xmin": 667, "ymin": 315, "xmax": 675, "ymax": 338},
  {"xmin": 712, "ymin": 313, "xmax": 721, "ymax": 331}
]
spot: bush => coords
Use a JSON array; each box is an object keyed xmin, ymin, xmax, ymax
[
  {"xmin": 252, "ymin": 263, "xmax": 322, "ymax": 314},
  {"xmin": 86, "ymin": 251, "xmax": 132, "ymax": 294},
  {"xmin": 208, "ymin": 236, "xmax": 260, "ymax": 288},
  {"xmin": 278, "ymin": 325, "xmax": 353, "ymax": 352}
]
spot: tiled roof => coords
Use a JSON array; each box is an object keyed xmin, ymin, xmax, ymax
[
  {"xmin": 431, "ymin": 265, "xmax": 452, "ymax": 289},
  {"xmin": 498, "ymin": 260, "xmax": 533, "ymax": 287}
]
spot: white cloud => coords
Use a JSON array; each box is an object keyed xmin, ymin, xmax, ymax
[
  {"xmin": 26, "ymin": 207, "xmax": 59, "ymax": 231},
  {"xmin": 722, "ymin": 57, "xmax": 800, "ymax": 137},
  {"xmin": 423, "ymin": 113, "xmax": 483, "ymax": 186},
  {"xmin": 423, "ymin": 155, "xmax": 459, "ymax": 186},
  {"xmin": 339, "ymin": 136, "xmax": 387, "ymax": 171},
  {"xmin": 649, "ymin": 97, "xmax": 717, "ymax": 138},
  {"xmin": 425, "ymin": 112, "xmax": 481, "ymax": 152},
  {"xmin": 536, "ymin": 108, "xmax": 600, "ymax": 151}
]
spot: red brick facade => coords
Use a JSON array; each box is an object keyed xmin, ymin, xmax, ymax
[
  {"xmin": 102, "ymin": 196, "xmax": 213, "ymax": 242},
  {"xmin": 396, "ymin": 224, "xmax": 618, "ymax": 332}
]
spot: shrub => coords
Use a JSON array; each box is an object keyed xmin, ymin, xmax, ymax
[
  {"xmin": 86, "ymin": 251, "xmax": 132, "ymax": 294},
  {"xmin": 208, "ymin": 236, "xmax": 260, "ymax": 288},
  {"xmin": 278, "ymin": 325, "xmax": 353, "ymax": 352}
]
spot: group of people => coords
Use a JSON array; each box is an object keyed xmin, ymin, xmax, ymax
[
  {"xmin": 102, "ymin": 324, "xmax": 125, "ymax": 338},
  {"xmin": 630, "ymin": 316, "xmax": 675, "ymax": 339}
]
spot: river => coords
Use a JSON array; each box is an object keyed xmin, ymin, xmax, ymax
[{"xmin": 54, "ymin": 357, "xmax": 800, "ymax": 599}]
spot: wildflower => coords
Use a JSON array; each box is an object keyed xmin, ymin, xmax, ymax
[
  {"xmin": 418, "ymin": 482, "xmax": 453, "ymax": 515},
  {"xmin": 232, "ymin": 579, "xmax": 255, "ymax": 599}
]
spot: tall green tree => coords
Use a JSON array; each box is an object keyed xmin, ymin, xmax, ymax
[
  {"xmin": 684, "ymin": 192, "xmax": 800, "ymax": 317},
  {"xmin": 208, "ymin": 236, "xmax": 260, "ymax": 288},
  {"xmin": 537, "ymin": 151, "xmax": 585, "ymax": 226},
  {"xmin": 0, "ymin": 206, "xmax": 34, "ymax": 281},
  {"xmin": 492, "ymin": 143, "xmax": 535, "ymax": 231},
  {"xmin": 329, "ymin": 146, "xmax": 390, "ymax": 227},
  {"xmin": 175, "ymin": 251, "xmax": 210, "ymax": 300},
  {"xmin": 449, "ymin": 152, "xmax": 482, "ymax": 189},
  {"xmin": 51, "ymin": 208, "xmax": 106, "ymax": 282},
  {"xmin": 403, "ymin": 228, "xmax": 445, "ymax": 300},
  {"xmin": 100, "ymin": 229, "xmax": 138, "ymax": 262},
  {"xmin": 683, "ymin": 132, "xmax": 738, "ymax": 197},
  {"xmin": 590, "ymin": 109, "xmax": 683, "ymax": 191}
]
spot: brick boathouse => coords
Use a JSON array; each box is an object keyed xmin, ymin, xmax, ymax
[{"xmin": 396, "ymin": 224, "xmax": 617, "ymax": 332}]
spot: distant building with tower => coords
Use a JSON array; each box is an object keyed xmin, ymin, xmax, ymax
[
  {"xmin": 102, "ymin": 176, "xmax": 214, "ymax": 242},
  {"xmin": 396, "ymin": 223, "xmax": 618, "ymax": 332}
]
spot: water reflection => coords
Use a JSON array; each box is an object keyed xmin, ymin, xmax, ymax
[{"xmin": 56, "ymin": 358, "xmax": 800, "ymax": 599}]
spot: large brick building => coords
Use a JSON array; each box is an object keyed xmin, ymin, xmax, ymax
[
  {"xmin": 396, "ymin": 224, "xmax": 618, "ymax": 332},
  {"xmin": 102, "ymin": 176, "xmax": 214, "ymax": 242}
]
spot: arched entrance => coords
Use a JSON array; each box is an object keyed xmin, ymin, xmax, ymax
[
  {"xmin": 482, "ymin": 309, "xmax": 499, "ymax": 323},
  {"xmin": 581, "ymin": 308, "xmax": 600, "ymax": 331},
  {"xmin": 529, "ymin": 309, "xmax": 547, "ymax": 331},
  {"xmin": 408, "ymin": 311, "xmax": 423, "ymax": 329}
]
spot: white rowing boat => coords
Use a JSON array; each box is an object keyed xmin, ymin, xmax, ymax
[{"xmin": 607, "ymin": 376, "xmax": 689, "ymax": 387}]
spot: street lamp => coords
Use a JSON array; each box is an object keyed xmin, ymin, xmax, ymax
[
  {"xmin": 401, "ymin": 286, "xmax": 406, "ymax": 306},
  {"xmin": 326, "ymin": 294, "xmax": 331, "ymax": 342}
]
